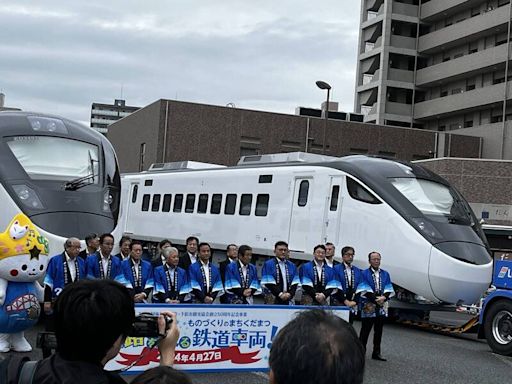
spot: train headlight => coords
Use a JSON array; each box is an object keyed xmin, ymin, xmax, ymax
[
  {"xmin": 12, "ymin": 185, "xmax": 44, "ymax": 209},
  {"xmin": 103, "ymin": 189, "xmax": 114, "ymax": 211},
  {"xmin": 412, "ymin": 218, "xmax": 443, "ymax": 240},
  {"xmin": 27, "ymin": 116, "xmax": 68, "ymax": 134}
]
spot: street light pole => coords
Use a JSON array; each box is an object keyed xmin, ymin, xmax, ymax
[{"xmin": 316, "ymin": 80, "xmax": 331, "ymax": 154}]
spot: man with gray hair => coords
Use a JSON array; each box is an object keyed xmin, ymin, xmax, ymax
[{"xmin": 153, "ymin": 247, "xmax": 191, "ymax": 303}]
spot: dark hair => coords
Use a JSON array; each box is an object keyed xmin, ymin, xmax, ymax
[
  {"xmin": 269, "ymin": 309, "xmax": 365, "ymax": 384},
  {"xmin": 130, "ymin": 240, "xmax": 143, "ymax": 250},
  {"xmin": 226, "ymin": 243, "xmax": 237, "ymax": 251},
  {"xmin": 186, "ymin": 236, "xmax": 199, "ymax": 245},
  {"xmin": 54, "ymin": 280, "xmax": 135, "ymax": 364},
  {"xmin": 238, "ymin": 245, "xmax": 252, "ymax": 257},
  {"xmin": 119, "ymin": 236, "xmax": 132, "ymax": 247},
  {"xmin": 325, "ymin": 242, "xmax": 334, "ymax": 247},
  {"xmin": 159, "ymin": 239, "xmax": 172, "ymax": 249},
  {"xmin": 314, "ymin": 244, "xmax": 326, "ymax": 252},
  {"xmin": 198, "ymin": 242, "xmax": 211, "ymax": 251},
  {"xmin": 85, "ymin": 233, "xmax": 98, "ymax": 245},
  {"xmin": 99, "ymin": 233, "xmax": 114, "ymax": 245},
  {"xmin": 274, "ymin": 241, "xmax": 288, "ymax": 249},
  {"xmin": 131, "ymin": 366, "xmax": 193, "ymax": 384},
  {"xmin": 341, "ymin": 246, "xmax": 355, "ymax": 256},
  {"xmin": 368, "ymin": 251, "xmax": 381, "ymax": 261}
]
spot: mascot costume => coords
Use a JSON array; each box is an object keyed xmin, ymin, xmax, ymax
[{"xmin": 0, "ymin": 214, "xmax": 49, "ymax": 352}]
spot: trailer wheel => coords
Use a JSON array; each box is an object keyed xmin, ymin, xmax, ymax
[{"xmin": 484, "ymin": 300, "xmax": 512, "ymax": 356}]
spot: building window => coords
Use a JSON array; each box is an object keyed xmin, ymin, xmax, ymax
[
  {"xmin": 162, "ymin": 194, "xmax": 172, "ymax": 212},
  {"xmin": 198, "ymin": 194, "xmax": 208, "ymax": 214},
  {"xmin": 151, "ymin": 194, "xmax": 161, "ymax": 212},
  {"xmin": 451, "ymin": 88, "xmax": 462, "ymax": 95},
  {"xmin": 185, "ymin": 194, "xmax": 196, "ymax": 213},
  {"xmin": 173, "ymin": 194, "xmax": 183, "ymax": 212},
  {"xmin": 491, "ymin": 115, "xmax": 503, "ymax": 123},
  {"xmin": 225, "ymin": 194, "xmax": 237, "ymax": 215},
  {"xmin": 330, "ymin": 186, "xmax": 340, "ymax": 211},
  {"xmin": 298, "ymin": 180, "xmax": 309, "ymax": 207},
  {"xmin": 210, "ymin": 194, "xmax": 222, "ymax": 214},
  {"xmin": 255, "ymin": 194, "xmax": 269, "ymax": 216},
  {"xmin": 141, "ymin": 194, "xmax": 150, "ymax": 211},
  {"xmin": 464, "ymin": 121, "xmax": 473, "ymax": 128},
  {"xmin": 466, "ymin": 84, "xmax": 476, "ymax": 91},
  {"xmin": 239, "ymin": 194, "xmax": 253, "ymax": 216}
]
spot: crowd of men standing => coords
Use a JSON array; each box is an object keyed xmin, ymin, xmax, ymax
[{"xmin": 43, "ymin": 233, "xmax": 394, "ymax": 361}]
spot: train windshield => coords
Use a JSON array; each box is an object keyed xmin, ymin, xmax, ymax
[
  {"xmin": 390, "ymin": 178, "xmax": 471, "ymax": 224},
  {"xmin": 6, "ymin": 136, "xmax": 99, "ymax": 182}
]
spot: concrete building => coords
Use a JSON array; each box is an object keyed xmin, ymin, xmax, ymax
[
  {"xmin": 355, "ymin": 0, "xmax": 512, "ymax": 159},
  {"xmin": 90, "ymin": 99, "xmax": 140, "ymax": 135},
  {"xmin": 107, "ymin": 99, "xmax": 481, "ymax": 173},
  {"xmin": 0, "ymin": 93, "xmax": 21, "ymax": 112}
]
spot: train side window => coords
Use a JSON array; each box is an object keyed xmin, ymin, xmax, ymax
[
  {"xmin": 185, "ymin": 194, "xmax": 196, "ymax": 213},
  {"xmin": 347, "ymin": 178, "xmax": 381, "ymax": 204},
  {"xmin": 225, "ymin": 194, "xmax": 237, "ymax": 215},
  {"xmin": 198, "ymin": 194, "xmax": 208, "ymax": 214},
  {"xmin": 211, "ymin": 194, "xmax": 222, "ymax": 214},
  {"xmin": 240, "ymin": 194, "xmax": 253, "ymax": 216},
  {"xmin": 173, "ymin": 194, "xmax": 183, "ymax": 212},
  {"xmin": 151, "ymin": 194, "xmax": 161, "ymax": 212},
  {"xmin": 330, "ymin": 186, "xmax": 340, "ymax": 211},
  {"xmin": 131, "ymin": 185, "xmax": 138, "ymax": 203},
  {"xmin": 259, "ymin": 175, "xmax": 273, "ymax": 183},
  {"xmin": 255, "ymin": 194, "xmax": 269, "ymax": 216},
  {"xmin": 141, "ymin": 194, "xmax": 150, "ymax": 211},
  {"xmin": 298, "ymin": 180, "xmax": 309, "ymax": 206},
  {"xmin": 162, "ymin": 194, "xmax": 172, "ymax": 212}
]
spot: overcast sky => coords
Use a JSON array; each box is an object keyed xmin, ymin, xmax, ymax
[{"xmin": 0, "ymin": 1, "xmax": 361, "ymax": 125}]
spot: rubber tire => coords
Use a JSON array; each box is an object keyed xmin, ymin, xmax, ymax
[{"xmin": 484, "ymin": 299, "xmax": 512, "ymax": 356}]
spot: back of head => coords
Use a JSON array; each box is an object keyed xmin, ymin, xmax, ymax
[
  {"xmin": 54, "ymin": 279, "xmax": 135, "ymax": 363},
  {"xmin": 269, "ymin": 309, "xmax": 365, "ymax": 384},
  {"xmin": 131, "ymin": 366, "xmax": 192, "ymax": 384}
]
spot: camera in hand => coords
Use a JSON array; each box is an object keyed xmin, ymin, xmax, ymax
[{"xmin": 130, "ymin": 313, "xmax": 173, "ymax": 338}]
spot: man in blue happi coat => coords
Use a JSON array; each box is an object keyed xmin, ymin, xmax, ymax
[
  {"xmin": 357, "ymin": 251, "xmax": 394, "ymax": 361},
  {"xmin": 85, "ymin": 233, "xmax": 122, "ymax": 281},
  {"xmin": 333, "ymin": 246, "xmax": 363, "ymax": 323},
  {"xmin": 117, "ymin": 241, "xmax": 154, "ymax": 303},
  {"xmin": 189, "ymin": 242, "xmax": 223, "ymax": 304},
  {"xmin": 299, "ymin": 244, "xmax": 340, "ymax": 306},
  {"xmin": 224, "ymin": 245, "xmax": 261, "ymax": 304},
  {"xmin": 261, "ymin": 241, "xmax": 300, "ymax": 305},
  {"xmin": 153, "ymin": 246, "xmax": 190, "ymax": 303}
]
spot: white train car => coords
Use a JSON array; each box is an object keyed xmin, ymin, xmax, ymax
[{"xmin": 119, "ymin": 152, "xmax": 492, "ymax": 306}]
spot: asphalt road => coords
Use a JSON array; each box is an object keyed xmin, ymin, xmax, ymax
[{"xmin": 4, "ymin": 317, "xmax": 512, "ymax": 384}]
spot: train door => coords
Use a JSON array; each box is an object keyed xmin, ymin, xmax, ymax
[
  {"xmin": 322, "ymin": 176, "xmax": 344, "ymax": 244},
  {"xmin": 124, "ymin": 181, "xmax": 140, "ymax": 234},
  {"xmin": 288, "ymin": 177, "xmax": 313, "ymax": 252}
]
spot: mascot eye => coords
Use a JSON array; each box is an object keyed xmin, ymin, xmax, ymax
[
  {"xmin": 39, "ymin": 265, "xmax": 44, "ymax": 271},
  {"xmin": 10, "ymin": 269, "xmax": 18, "ymax": 277},
  {"xmin": 21, "ymin": 264, "xmax": 28, "ymax": 271}
]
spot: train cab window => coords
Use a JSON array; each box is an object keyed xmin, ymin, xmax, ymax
[
  {"xmin": 240, "ymin": 194, "xmax": 253, "ymax": 216},
  {"xmin": 225, "ymin": 194, "xmax": 237, "ymax": 215},
  {"xmin": 162, "ymin": 194, "xmax": 172, "ymax": 212},
  {"xmin": 198, "ymin": 194, "xmax": 208, "ymax": 214},
  {"xmin": 141, "ymin": 194, "xmax": 150, "ymax": 211},
  {"xmin": 347, "ymin": 178, "xmax": 381, "ymax": 204},
  {"xmin": 255, "ymin": 194, "xmax": 269, "ymax": 216},
  {"xmin": 330, "ymin": 186, "xmax": 340, "ymax": 211},
  {"xmin": 185, "ymin": 194, "xmax": 196, "ymax": 213},
  {"xmin": 131, "ymin": 185, "xmax": 138, "ymax": 203},
  {"xmin": 298, "ymin": 180, "xmax": 309, "ymax": 207},
  {"xmin": 211, "ymin": 194, "xmax": 222, "ymax": 214},
  {"xmin": 151, "ymin": 194, "xmax": 161, "ymax": 212},
  {"xmin": 173, "ymin": 194, "xmax": 183, "ymax": 212}
]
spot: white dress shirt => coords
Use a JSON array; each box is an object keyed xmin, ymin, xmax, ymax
[
  {"xmin": 201, "ymin": 261, "xmax": 210, "ymax": 292},
  {"xmin": 277, "ymin": 258, "xmax": 288, "ymax": 293},
  {"xmin": 100, "ymin": 251, "xmax": 110, "ymax": 277},
  {"xmin": 344, "ymin": 262, "xmax": 352, "ymax": 286},
  {"xmin": 65, "ymin": 252, "xmax": 77, "ymax": 282}
]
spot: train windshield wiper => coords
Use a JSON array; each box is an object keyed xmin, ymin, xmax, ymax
[{"xmin": 63, "ymin": 173, "xmax": 97, "ymax": 191}]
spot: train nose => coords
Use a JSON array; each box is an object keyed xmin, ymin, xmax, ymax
[{"xmin": 428, "ymin": 243, "xmax": 492, "ymax": 304}]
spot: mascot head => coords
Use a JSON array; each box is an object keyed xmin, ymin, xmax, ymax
[{"xmin": 0, "ymin": 214, "xmax": 49, "ymax": 282}]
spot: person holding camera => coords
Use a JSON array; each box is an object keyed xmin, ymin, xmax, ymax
[{"xmin": 2, "ymin": 279, "xmax": 180, "ymax": 383}]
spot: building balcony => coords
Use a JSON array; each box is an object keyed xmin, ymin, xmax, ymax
[
  {"xmin": 388, "ymin": 68, "xmax": 414, "ymax": 83},
  {"xmin": 390, "ymin": 34, "xmax": 416, "ymax": 50},
  {"xmin": 392, "ymin": 1, "xmax": 419, "ymax": 18},
  {"xmin": 414, "ymin": 81, "xmax": 511, "ymax": 120},
  {"xmin": 418, "ymin": 4, "xmax": 510, "ymax": 54},
  {"xmin": 386, "ymin": 101, "xmax": 412, "ymax": 116},
  {"xmin": 416, "ymin": 44, "xmax": 508, "ymax": 86},
  {"xmin": 421, "ymin": 0, "xmax": 484, "ymax": 21}
]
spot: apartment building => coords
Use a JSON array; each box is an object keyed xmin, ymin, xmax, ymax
[
  {"xmin": 90, "ymin": 99, "xmax": 140, "ymax": 135},
  {"xmin": 355, "ymin": 0, "xmax": 512, "ymax": 159}
]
